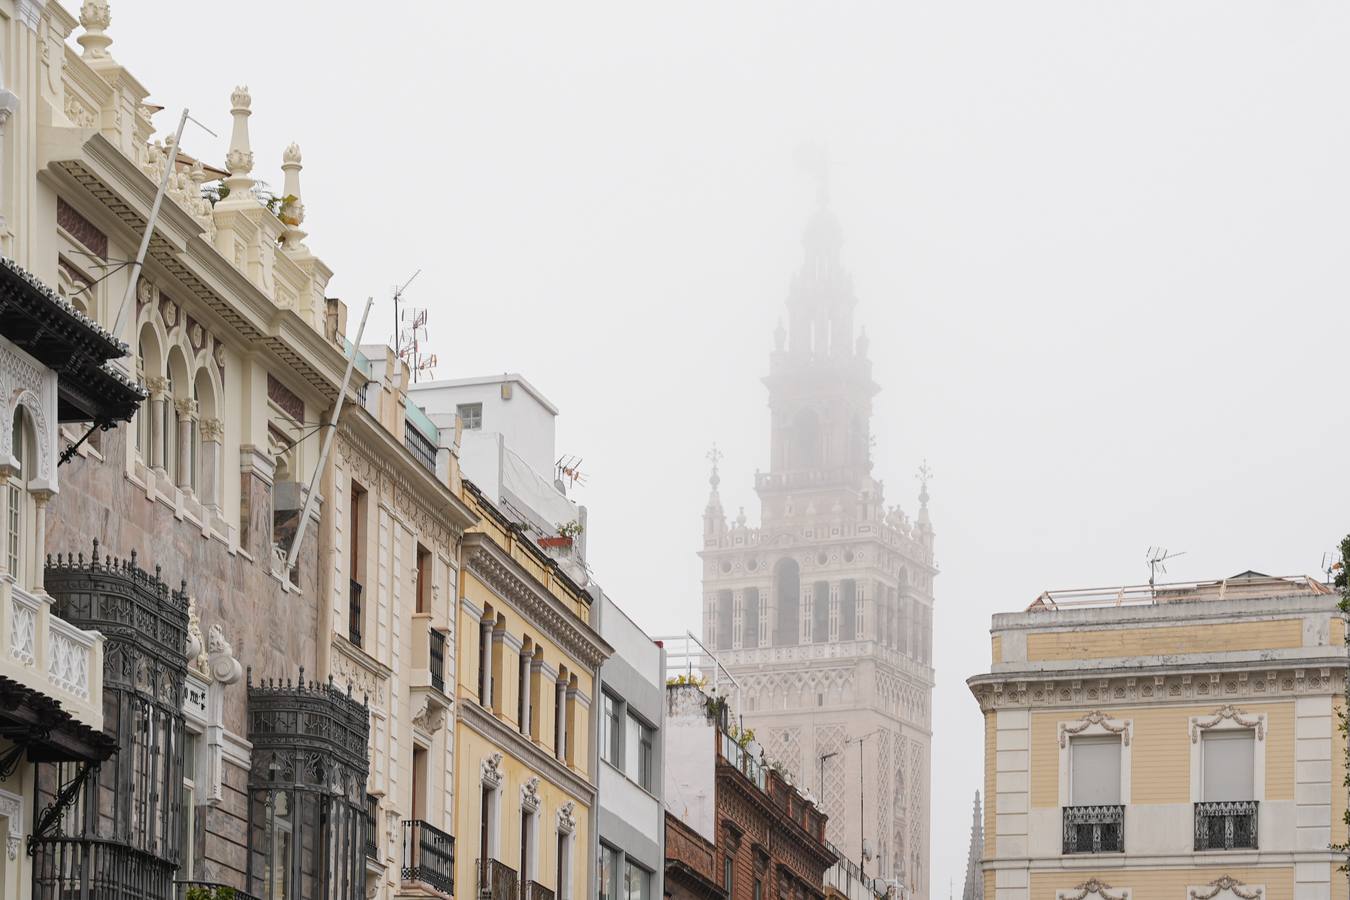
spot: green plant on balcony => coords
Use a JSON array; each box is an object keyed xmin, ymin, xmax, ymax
[
  {"xmin": 665, "ymin": 673, "xmax": 707, "ymax": 688},
  {"xmin": 556, "ymin": 520, "xmax": 583, "ymax": 538},
  {"xmin": 185, "ymin": 886, "xmax": 237, "ymax": 900}
]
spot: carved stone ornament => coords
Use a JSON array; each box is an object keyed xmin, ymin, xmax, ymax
[
  {"xmin": 1189, "ymin": 876, "xmax": 1262, "ymax": 900},
  {"xmin": 1059, "ymin": 710, "xmax": 1130, "ymax": 748},
  {"xmin": 481, "ymin": 752, "xmax": 504, "ymax": 788},
  {"xmin": 207, "ymin": 623, "xmax": 243, "ymax": 684},
  {"xmin": 185, "ymin": 597, "xmax": 209, "ymax": 677},
  {"xmin": 556, "ymin": 800, "xmax": 576, "ymax": 834},
  {"xmin": 200, "ymin": 418, "xmax": 225, "ymax": 443},
  {"xmin": 520, "ymin": 776, "xmax": 541, "ymax": 812},
  {"xmin": 1060, "ymin": 879, "xmax": 1128, "ymax": 900},
  {"xmin": 410, "ymin": 699, "xmax": 446, "ymax": 735},
  {"xmin": 0, "ymin": 788, "xmax": 21, "ymax": 859},
  {"xmin": 1191, "ymin": 705, "xmax": 1264, "ymax": 743}
]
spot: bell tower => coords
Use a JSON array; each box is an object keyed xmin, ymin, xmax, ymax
[{"xmin": 698, "ymin": 188, "xmax": 936, "ymax": 899}]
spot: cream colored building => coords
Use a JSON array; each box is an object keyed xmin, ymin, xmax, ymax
[{"xmin": 968, "ymin": 573, "xmax": 1347, "ymax": 900}]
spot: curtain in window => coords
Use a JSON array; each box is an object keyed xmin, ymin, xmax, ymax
[
  {"xmin": 1070, "ymin": 736, "xmax": 1121, "ymax": 805},
  {"xmin": 1202, "ymin": 730, "xmax": 1255, "ymax": 801}
]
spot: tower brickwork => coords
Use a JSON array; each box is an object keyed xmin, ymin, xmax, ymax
[{"xmin": 700, "ymin": 196, "xmax": 935, "ymax": 899}]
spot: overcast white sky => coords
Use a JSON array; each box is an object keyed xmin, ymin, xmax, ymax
[{"xmin": 110, "ymin": 1, "xmax": 1350, "ymax": 893}]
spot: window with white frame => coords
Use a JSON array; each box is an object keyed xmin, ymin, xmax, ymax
[
  {"xmin": 178, "ymin": 730, "xmax": 201, "ymax": 879},
  {"xmin": 1069, "ymin": 736, "xmax": 1121, "ymax": 806},
  {"xmin": 7, "ymin": 408, "xmax": 29, "ymax": 583},
  {"xmin": 601, "ymin": 693, "xmax": 621, "ymax": 767},
  {"xmin": 1201, "ymin": 730, "xmax": 1255, "ymax": 802},
  {"xmin": 457, "ymin": 403, "xmax": 483, "ymax": 431}
]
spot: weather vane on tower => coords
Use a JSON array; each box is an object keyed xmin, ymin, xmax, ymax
[{"xmin": 707, "ymin": 444, "xmax": 723, "ymax": 490}]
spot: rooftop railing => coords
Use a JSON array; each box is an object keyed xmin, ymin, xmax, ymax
[{"xmin": 1027, "ymin": 575, "xmax": 1330, "ymax": 612}]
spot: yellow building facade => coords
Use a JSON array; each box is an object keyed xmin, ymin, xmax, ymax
[
  {"xmin": 455, "ymin": 481, "xmax": 610, "ymax": 900},
  {"xmin": 969, "ymin": 574, "xmax": 1347, "ymax": 900}
]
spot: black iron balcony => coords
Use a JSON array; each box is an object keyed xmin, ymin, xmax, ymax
[
  {"xmin": 403, "ymin": 819, "xmax": 455, "ymax": 895},
  {"xmin": 1062, "ymin": 805, "xmax": 1124, "ymax": 854},
  {"xmin": 32, "ymin": 836, "xmax": 177, "ymax": 900},
  {"xmin": 429, "ymin": 627, "xmax": 446, "ymax": 693},
  {"xmin": 365, "ymin": 794, "xmax": 380, "ymax": 859},
  {"xmin": 176, "ymin": 880, "xmax": 264, "ymax": 900},
  {"xmin": 349, "ymin": 578, "xmax": 363, "ymax": 647},
  {"xmin": 478, "ymin": 857, "xmax": 520, "ymax": 900},
  {"xmin": 526, "ymin": 881, "xmax": 556, "ymax": 900},
  {"xmin": 1195, "ymin": 800, "xmax": 1258, "ymax": 850},
  {"xmin": 404, "ymin": 422, "xmax": 438, "ymax": 474}
]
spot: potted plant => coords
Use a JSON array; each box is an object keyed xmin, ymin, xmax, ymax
[{"xmin": 539, "ymin": 520, "xmax": 583, "ymax": 549}]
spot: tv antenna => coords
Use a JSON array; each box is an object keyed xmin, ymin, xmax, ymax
[
  {"xmin": 1146, "ymin": 547, "xmax": 1185, "ymax": 592},
  {"xmin": 1320, "ymin": 551, "xmax": 1341, "ymax": 584},
  {"xmin": 555, "ymin": 455, "xmax": 587, "ymax": 490},
  {"xmin": 391, "ymin": 268, "xmax": 421, "ymax": 356}
]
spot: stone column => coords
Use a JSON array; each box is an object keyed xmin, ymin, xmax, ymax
[
  {"xmin": 828, "ymin": 581, "xmax": 840, "ymax": 643},
  {"xmin": 758, "ymin": 592, "xmax": 770, "ymax": 648},
  {"xmin": 175, "ymin": 397, "xmax": 197, "ymax": 492},
  {"xmin": 0, "ymin": 89, "xmax": 19, "ymax": 247},
  {"xmin": 146, "ymin": 376, "xmax": 169, "ymax": 474},
  {"xmin": 793, "ymin": 580, "xmax": 804, "ymax": 644},
  {"xmin": 731, "ymin": 590, "xmax": 743, "ymax": 650},
  {"xmin": 554, "ymin": 680, "xmax": 567, "ymax": 758},
  {"xmin": 199, "ymin": 417, "xmax": 224, "ymax": 513},
  {"xmin": 478, "ymin": 619, "xmax": 492, "ymax": 705},
  {"xmin": 30, "ymin": 489, "xmax": 51, "ymax": 593},
  {"xmin": 518, "ymin": 648, "xmax": 531, "ymax": 736},
  {"xmin": 856, "ymin": 581, "xmax": 868, "ymax": 641}
]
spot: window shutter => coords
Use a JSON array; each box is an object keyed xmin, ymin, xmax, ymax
[
  {"xmin": 1070, "ymin": 736, "xmax": 1122, "ymax": 805},
  {"xmin": 1202, "ymin": 730, "xmax": 1255, "ymax": 801}
]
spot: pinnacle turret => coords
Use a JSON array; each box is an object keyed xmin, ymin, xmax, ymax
[{"xmin": 962, "ymin": 791, "xmax": 984, "ymax": 900}]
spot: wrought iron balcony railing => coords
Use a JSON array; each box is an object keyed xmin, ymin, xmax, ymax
[
  {"xmin": 1062, "ymin": 805, "xmax": 1124, "ymax": 854},
  {"xmin": 349, "ymin": 579, "xmax": 363, "ymax": 647},
  {"xmin": 1195, "ymin": 800, "xmax": 1258, "ymax": 850},
  {"xmin": 479, "ymin": 857, "xmax": 520, "ymax": 900},
  {"xmin": 365, "ymin": 794, "xmax": 380, "ymax": 859},
  {"xmin": 526, "ymin": 881, "xmax": 556, "ymax": 900},
  {"xmin": 402, "ymin": 819, "xmax": 455, "ymax": 895},
  {"xmin": 33, "ymin": 836, "xmax": 177, "ymax": 900},
  {"xmin": 429, "ymin": 627, "xmax": 446, "ymax": 693}
]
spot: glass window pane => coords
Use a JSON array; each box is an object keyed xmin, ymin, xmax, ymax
[
  {"xmin": 1070, "ymin": 736, "xmax": 1121, "ymax": 805},
  {"xmin": 1202, "ymin": 730, "xmax": 1255, "ymax": 801}
]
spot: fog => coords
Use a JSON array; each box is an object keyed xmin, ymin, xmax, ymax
[{"xmin": 116, "ymin": 1, "xmax": 1350, "ymax": 892}]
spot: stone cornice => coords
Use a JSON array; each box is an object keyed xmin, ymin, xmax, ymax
[
  {"xmin": 464, "ymin": 536, "xmax": 611, "ymax": 670},
  {"xmin": 968, "ymin": 659, "xmax": 1343, "ymax": 713},
  {"xmin": 459, "ymin": 698, "xmax": 596, "ymax": 802}
]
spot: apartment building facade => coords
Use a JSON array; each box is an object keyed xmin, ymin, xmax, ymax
[{"xmin": 968, "ymin": 573, "xmax": 1348, "ymax": 900}]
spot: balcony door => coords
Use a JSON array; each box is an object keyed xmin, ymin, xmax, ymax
[{"xmin": 1070, "ymin": 736, "xmax": 1121, "ymax": 806}]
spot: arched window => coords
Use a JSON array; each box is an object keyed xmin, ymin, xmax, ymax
[{"xmin": 8, "ymin": 407, "xmax": 30, "ymax": 583}]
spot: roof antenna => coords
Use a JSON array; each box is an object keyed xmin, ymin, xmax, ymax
[
  {"xmin": 390, "ymin": 268, "xmax": 421, "ymax": 357},
  {"xmin": 1146, "ymin": 546, "xmax": 1185, "ymax": 595},
  {"xmin": 1320, "ymin": 550, "xmax": 1340, "ymax": 584}
]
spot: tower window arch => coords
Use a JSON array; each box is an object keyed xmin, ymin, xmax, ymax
[{"xmin": 773, "ymin": 557, "xmax": 800, "ymax": 647}]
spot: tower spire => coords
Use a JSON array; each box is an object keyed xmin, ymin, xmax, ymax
[
  {"xmin": 702, "ymin": 444, "xmax": 726, "ymax": 543},
  {"xmin": 962, "ymin": 791, "xmax": 984, "ymax": 900}
]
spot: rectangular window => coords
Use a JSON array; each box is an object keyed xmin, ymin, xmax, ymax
[
  {"xmin": 1202, "ymin": 730, "xmax": 1255, "ymax": 801},
  {"xmin": 6, "ymin": 482, "xmax": 19, "ymax": 579},
  {"xmin": 412, "ymin": 745, "xmax": 428, "ymax": 821},
  {"xmin": 599, "ymin": 844, "xmax": 619, "ymax": 900},
  {"xmin": 178, "ymin": 730, "xmax": 200, "ymax": 879},
  {"xmin": 1070, "ymin": 736, "xmax": 1122, "ymax": 806},
  {"xmin": 556, "ymin": 832, "xmax": 567, "ymax": 900},
  {"xmin": 723, "ymin": 855, "xmax": 733, "ymax": 892},
  {"xmin": 624, "ymin": 860, "xmax": 650, "ymax": 900},
  {"xmin": 602, "ymin": 694, "xmax": 621, "ymax": 766},
  {"xmin": 415, "ymin": 544, "xmax": 431, "ymax": 614},
  {"xmin": 457, "ymin": 402, "xmax": 483, "ymax": 430},
  {"xmin": 639, "ymin": 720, "xmax": 654, "ymax": 790},
  {"xmin": 520, "ymin": 808, "xmax": 532, "ymax": 883}
]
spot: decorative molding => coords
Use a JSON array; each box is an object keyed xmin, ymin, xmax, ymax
[
  {"xmin": 200, "ymin": 417, "xmax": 225, "ymax": 443},
  {"xmin": 1189, "ymin": 876, "xmax": 1262, "ymax": 900},
  {"xmin": 336, "ymin": 426, "xmax": 465, "ymax": 545},
  {"xmin": 1058, "ymin": 880, "xmax": 1129, "ymax": 900},
  {"xmin": 1059, "ymin": 710, "xmax": 1130, "ymax": 748},
  {"xmin": 521, "ymin": 776, "xmax": 541, "ymax": 812},
  {"xmin": 0, "ymin": 787, "xmax": 20, "ymax": 859},
  {"xmin": 56, "ymin": 197, "xmax": 107, "ymax": 259},
  {"xmin": 481, "ymin": 752, "xmax": 504, "ymax": 789},
  {"xmin": 207, "ymin": 623, "xmax": 243, "ymax": 684},
  {"xmin": 459, "ymin": 699, "xmax": 596, "ymax": 804},
  {"xmin": 466, "ymin": 542, "xmax": 607, "ymax": 669},
  {"xmin": 267, "ymin": 373, "xmax": 304, "ymax": 421},
  {"xmin": 557, "ymin": 800, "xmax": 576, "ymax": 834},
  {"xmin": 410, "ymin": 697, "xmax": 447, "ymax": 735},
  {"xmin": 1191, "ymin": 705, "xmax": 1264, "ymax": 742},
  {"xmin": 185, "ymin": 596, "xmax": 209, "ymax": 677},
  {"xmin": 972, "ymin": 662, "xmax": 1341, "ymax": 713}
]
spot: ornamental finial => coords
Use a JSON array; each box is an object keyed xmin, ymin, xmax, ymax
[
  {"xmin": 223, "ymin": 86, "xmax": 255, "ymax": 197},
  {"xmin": 279, "ymin": 143, "xmax": 307, "ymax": 251},
  {"xmin": 77, "ymin": 1, "xmax": 113, "ymax": 60},
  {"xmin": 707, "ymin": 443, "xmax": 723, "ymax": 491}
]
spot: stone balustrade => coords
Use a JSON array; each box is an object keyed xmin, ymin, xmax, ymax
[{"xmin": 0, "ymin": 582, "xmax": 102, "ymax": 729}]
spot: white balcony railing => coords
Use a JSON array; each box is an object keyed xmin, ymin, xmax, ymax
[{"xmin": 1, "ymin": 583, "xmax": 102, "ymax": 727}]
